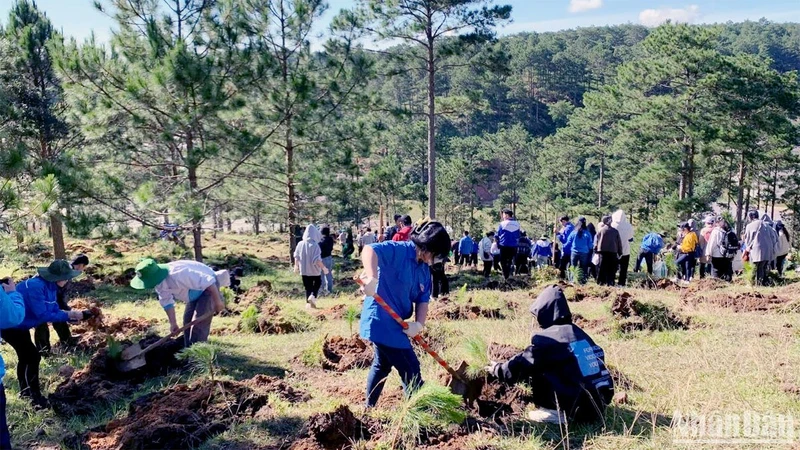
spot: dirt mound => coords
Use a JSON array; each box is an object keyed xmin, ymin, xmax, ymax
[
  {"xmin": 69, "ymin": 311, "xmax": 156, "ymax": 351},
  {"xmin": 429, "ymin": 303, "xmax": 505, "ymax": 321},
  {"xmin": 482, "ymin": 278, "xmax": 531, "ymax": 291},
  {"xmin": 682, "ymin": 291, "xmax": 792, "ymax": 312},
  {"xmin": 66, "ymin": 243, "xmax": 96, "ymax": 254},
  {"xmin": 322, "ymin": 335, "xmax": 373, "ymax": 372},
  {"xmin": 317, "ymin": 304, "xmax": 350, "ymax": 319},
  {"xmin": 571, "ymin": 285, "xmax": 613, "ymax": 302},
  {"xmin": 683, "ymin": 278, "xmax": 729, "ymax": 293},
  {"xmin": 84, "ymin": 375, "xmax": 309, "ymax": 450},
  {"xmin": 611, "ymin": 293, "xmax": 690, "ymax": 332},
  {"xmin": 571, "ymin": 313, "xmax": 609, "ymax": 332},
  {"xmin": 306, "ymin": 405, "xmax": 371, "ymax": 449},
  {"xmin": 51, "ymin": 336, "xmax": 184, "ymax": 416},
  {"xmin": 105, "ymin": 268, "xmax": 136, "ymax": 286},
  {"xmin": 239, "ymin": 284, "xmax": 272, "ymax": 307},
  {"xmin": 474, "ymin": 377, "xmax": 533, "ymax": 421},
  {"xmin": 487, "ymin": 343, "xmax": 520, "ymax": 361}
]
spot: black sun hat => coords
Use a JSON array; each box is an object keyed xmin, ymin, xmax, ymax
[
  {"xmin": 411, "ymin": 218, "xmax": 451, "ymax": 261},
  {"xmin": 38, "ymin": 260, "xmax": 82, "ymax": 283}
]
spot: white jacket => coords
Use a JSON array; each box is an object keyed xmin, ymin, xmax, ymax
[
  {"xmin": 611, "ymin": 209, "xmax": 634, "ymax": 256},
  {"xmin": 705, "ymin": 227, "xmax": 725, "ymax": 258},
  {"xmin": 777, "ymin": 230, "xmax": 791, "ymax": 257},
  {"xmin": 479, "ymin": 237, "xmax": 494, "ymax": 261}
]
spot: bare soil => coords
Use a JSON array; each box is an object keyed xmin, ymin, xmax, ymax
[
  {"xmin": 611, "ymin": 292, "xmax": 690, "ymax": 332},
  {"xmin": 429, "ymin": 302, "xmax": 505, "ymax": 321},
  {"xmin": 487, "ymin": 342, "xmax": 520, "ymax": 361},
  {"xmin": 305, "ymin": 405, "xmax": 372, "ymax": 449},
  {"xmin": 322, "ymin": 335, "xmax": 373, "ymax": 372},
  {"xmin": 682, "ymin": 290, "xmax": 793, "ymax": 312}
]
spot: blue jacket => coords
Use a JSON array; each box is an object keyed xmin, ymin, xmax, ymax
[
  {"xmin": 558, "ymin": 223, "xmax": 575, "ymax": 254},
  {"xmin": 458, "ymin": 236, "xmax": 475, "ymax": 255},
  {"xmin": 0, "ymin": 289, "xmax": 25, "ymax": 381},
  {"xmin": 471, "ymin": 238, "xmax": 479, "ymax": 254},
  {"xmin": 359, "ymin": 241, "xmax": 431, "ymax": 349},
  {"xmin": 640, "ymin": 232, "xmax": 664, "ymax": 254},
  {"xmin": 566, "ymin": 229, "xmax": 593, "ymax": 255},
  {"xmin": 497, "ymin": 219, "xmax": 521, "ymax": 247},
  {"xmin": 13, "ymin": 276, "xmax": 70, "ymax": 330},
  {"xmin": 532, "ymin": 239, "xmax": 553, "ymax": 258}
]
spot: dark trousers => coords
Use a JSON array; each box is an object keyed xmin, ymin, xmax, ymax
[
  {"xmin": 458, "ymin": 253, "xmax": 469, "ymax": 266},
  {"xmin": 776, "ymin": 254, "xmax": 788, "ymax": 276},
  {"xmin": 482, "ymin": 260, "xmax": 492, "ymax": 278},
  {"xmin": 0, "ymin": 384, "xmax": 9, "ymax": 450},
  {"xmin": 570, "ymin": 252, "xmax": 590, "ymax": 284},
  {"xmin": 558, "ymin": 253, "xmax": 570, "ymax": 279},
  {"xmin": 34, "ymin": 322, "xmax": 73, "ymax": 353},
  {"xmin": 515, "ymin": 254, "xmax": 529, "ymax": 275},
  {"xmin": 366, "ymin": 343, "xmax": 422, "ymax": 407},
  {"xmin": 597, "ymin": 252, "xmax": 619, "ymax": 286},
  {"xmin": 492, "ymin": 256, "xmax": 501, "ymax": 271},
  {"xmin": 432, "ymin": 269, "xmax": 449, "ymax": 298},
  {"xmin": 676, "ymin": 253, "xmax": 696, "ymax": 281},
  {"xmin": 499, "ymin": 246, "xmax": 516, "ymax": 280},
  {"xmin": 183, "ymin": 293, "xmax": 214, "ymax": 347},
  {"xmin": 1, "ymin": 329, "xmax": 42, "ymax": 400},
  {"xmin": 301, "ymin": 275, "xmax": 322, "ymax": 298},
  {"xmin": 635, "ymin": 252, "xmax": 654, "ymax": 274},
  {"xmin": 699, "ymin": 261, "xmax": 709, "ymax": 279},
  {"xmin": 755, "ymin": 260, "xmax": 770, "ymax": 286},
  {"xmin": 710, "ymin": 257, "xmax": 733, "ymax": 281},
  {"xmin": 617, "ymin": 254, "xmax": 630, "ymax": 286}
]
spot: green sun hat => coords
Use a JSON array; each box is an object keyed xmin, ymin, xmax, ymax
[
  {"xmin": 130, "ymin": 258, "xmax": 169, "ymax": 290},
  {"xmin": 38, "ymin": 260, "xmax": 83, "ymax": 283}
]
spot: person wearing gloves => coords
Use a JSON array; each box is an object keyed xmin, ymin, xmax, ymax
[
  {"xmin": 531, "ymin": 235, "xmax": 552, "ymax": 270},
  {"xmin": 594, "ymin": 216, "xmax": 622, "ymax": 286},
  {"xmin": 611, "ymin": 210, "xmax": 634, "ymax": 286},
  {"xmin": 479, "ymin": 231, "xmax": 495, "ymax": 278},
  {"xmin": 34, "ymin": 254, "xmax": 90, "ymax": 353},
  {"xmin": 458, "ymin": 231, "xmax": 475, "ymax": 267},
  {"xmin": 556, "ymin": 216, "xmax": 575, "ymax": 280},
  {"xmin": 131, "ymin": 258, "xmax": 225, "ymax": 346},
  {"xmin": 486, "ymin": 285, "xmax": 614, "ymax": 424},
  {"xmin": 497, "ymin": 209, "xmax": 521, "ymax": 280},
  {"xmin": 743, "ymin": 211, "xmax": 779, "ymax": 286},
  {"xmin": 1, "ymin": 261, "xmax": 94, "ymax": 409},
  {"xmin": 358, "ymin": 219, "xmax": 451, "ymax": 408},
  {"xmin": 635, "ymin": 232, "xmax": 664, "ymax": 275},
  {"xmin": 0, "ymin": 279, "xmax": 25, "ymax": 448},
  {"xmin": 774, "ymin": 220, "xmax": 791, "ymax": 276},
  {"xmin": 565, "ymin": 218, "xmax": 593, "ymax": 284},
  {"xmin": 293, "ymin": 224, "xmax": 330, "ymax": 308}
]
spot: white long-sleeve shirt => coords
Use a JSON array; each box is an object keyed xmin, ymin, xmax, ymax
[{"xmin": 155, "ymin": 260, "xmax": 218, "ymax": 310}]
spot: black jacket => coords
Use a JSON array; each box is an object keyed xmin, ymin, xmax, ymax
[
  {"xmin": 492, "ymin": 285, "xmax": 614, "ymax": 422},
  {"xmin": 319, "ymin": 236, "xmax": 334, "ymax": 258}
]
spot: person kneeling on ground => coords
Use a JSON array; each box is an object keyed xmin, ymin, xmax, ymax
[
  {"xmin": 486, "ymin": 285, "xmax": 614, "ymax": 424},
  {"xmin": 359, "ymin": 219, "xmax": 451, "ymax": 408},
  {"xmin": 1, "ymin": 261, "xmax": 94, "ymax": 409},
  {"xmin": 130, "ymin": 258, "xmax": 225, "ymax": 347}
]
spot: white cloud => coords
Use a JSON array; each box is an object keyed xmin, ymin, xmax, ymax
[
  {"xmin": 569, "ymin": 0, "xmax": 603, "ymax": 13},
  {"xmin": 639, "ymin": 5, "xmax": 701, "ymax": 27}
]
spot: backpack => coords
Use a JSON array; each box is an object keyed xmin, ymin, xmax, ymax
[{"xmin": 719, "ymin": 230, "xmax": 740, "ymax": 258}]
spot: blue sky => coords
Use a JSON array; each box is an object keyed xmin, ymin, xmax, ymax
[{"xmin": 2, "ymin": 0, "xmax": 799, "ymax": 44}]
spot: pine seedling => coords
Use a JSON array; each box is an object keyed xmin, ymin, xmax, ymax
[
  {"xmin": 343, "ymin": 305, "xmax": 360, "ymax": 335},
  {"xmin": 177, "ymin": 342, "xmax": 219, "ymax": 382},
  {"xmin": 389, "ymin": 384, "xmax": 467, "ymax": 449},
  {"xmin": 240, "ymin": 305, "xmax": 259, "ymax": 333},
  {"xmin": 463, "ymin": 336, "xmax": 489, "ymax": 379}
]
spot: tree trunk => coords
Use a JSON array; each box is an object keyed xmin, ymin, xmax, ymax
[
  {"xmin": 253, "ymin": 212, "xmax": 261, "ymax": 235},
  {"xmin": 287, "ymin": 126, "xmax": 297, "ymax": 264},
  {"xmin": 225, "ymin": 217, "xmax": 232, "ymax": 232},
  {"xmin": 735, "ymin": 153, "xmax": 746, "ymax": 235},
  {"xmin": 212, "ymin": 207, "xmax": 218, "ymax": 239},
  {"xmin": 50, "ymin": 214, "xmax": 66, "ymax": 260},
  {"xmin": 186, "ymin": 132, "xmax": 204, "ymax": 262},
  {"xmin": 598, "ymin": 153, "xmax": 605, "ymax": 208},
  {"xmin": 426, "ymin": 30, "xmax": 436, "ymax": 219}
]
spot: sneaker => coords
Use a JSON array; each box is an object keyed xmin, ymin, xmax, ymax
[
  {"xmin": 306, "ymin": 294, "xmax": 317, "ymax": 309},
  {"xmin": 527, "ymin": 407, "xmax": 565, "ymax": 424}
]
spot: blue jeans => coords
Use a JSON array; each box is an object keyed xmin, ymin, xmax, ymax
[
  {"xmin": 1, "ymin": 384, "xmax": 10, "ymax": 450},
  {"xmin": 366, "ymin": 343, "xmax": 422, "ymax": 407},
  {"xmin": 571, "ymin": 252, "xmax": 590, "ymax": 284},
  {"xmin": 321, "ymin": 256, "xmax": 333, "ymax": 293},
  {"xmin": 676, "ymin": 253, "xmax": 696, "ymax": 281}
]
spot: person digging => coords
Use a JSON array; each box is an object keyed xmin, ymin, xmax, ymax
[
  {"xmin": 0, "ymin": 261, "xmax": 96, "ymax": 409},
  {"xmin": 33, "ymin": 254, "xmax": 90, "ymax": 354},
  {"xmin": 485, "ymin": 285, "xmax": 614, "ymax": 424},
  {"xmin": 130, "ymin": 258, "xmax": 225, "ymax": 347},
  {"xmin": 358, "ymin": 219, "xmax": 451, "ymax": 408}
]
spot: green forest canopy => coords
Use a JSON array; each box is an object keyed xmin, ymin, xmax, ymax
[{"xmin": 1, "ymin": 0, "xmax": 799, "ymax": 260}]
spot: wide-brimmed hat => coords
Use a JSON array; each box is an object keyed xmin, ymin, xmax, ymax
[
  {"xmin": 38, "ymin": 260, "xmax": 82, "ymax": 283},
  {"xmin": 130, "ymin": 258, "xmax": 169, "ymax": 290}
]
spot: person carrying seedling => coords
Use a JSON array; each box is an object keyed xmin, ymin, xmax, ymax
[
  {"xmin": 358, "ymin": 218, "xmax": 451, "ymax": 408},
  {"xmin": 0, "ymin": 261, "xmax": 95, "ymax": 409},
  {"xmin": 34, "ymin": 254, "xmax": 90, "ymax": 353},
  {"xmin": 486, "ymin": 285, "xmax": 614, "ymax": 424},
  {"xmin": 130, "ymin": 258, "xmax": 225, "ymax": 347}
]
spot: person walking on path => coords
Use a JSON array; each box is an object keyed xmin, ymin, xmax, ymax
[
  {"xmin": 743, "ymin": 211, "xmax": 779, "ymax": 285},
  {"xmin": 293, "ymin": 224, "xmax": 330, "ymax": 308},
  {"xmin": 319, "ymin": 227, "xmax": 335, "ymax": 295},
  {"xmin": 497, "ymin": 209, "xmax": 521, "ymax": 280},
  {"xmin": 611, "ymin": 210, "xmax": 634, "ymax": 286},
  {"xmin": 458, "ymin": 231, "xmax": 475, "ymax": 267},
  {"xmin": 358, "ymin": 219, "xmax": 450, "ymax": 407},
  {"xmin": 566, "ymin": 218, "xmax": 593, "ymax": 284},
  {"xmin": 594, "ymin": 216, "xmax": 622, "ymax": 286},
  {"xmin": 479, "ymin": 232, "xmax": 495, "ymax": 278}
]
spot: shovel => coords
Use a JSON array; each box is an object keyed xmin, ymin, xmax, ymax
[
  {"xmin": 117, "ymin": 311, "xmax": 215, "ymax": 372},
  {"xmin": 356, "ymin": 278, "xmax": 469, "ymax": 395}
]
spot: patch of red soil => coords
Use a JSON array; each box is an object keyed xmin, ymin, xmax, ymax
[
  {"xmin": 305, "ymin": 405, "xmax": 371, "ymax": 449},
  {"xmin": 322, "ymin": 335, "xmax": 373, "ymax": 372},
  {"xmin": 571, "ymin": 286, "xmax": 612, "ymax": 302},
  {"xmin": 84, "ymin": 375, "xmax": 309, "ymax": 450},
  {"xmin": 473, "ymin": 377, "xmax": 533, "ymax": 421},
  {"xmin": 571, "ymin": 313, "xmax": 609, "ymax": 332},
  {"xmin": 239, "ymin": 283, "xmax": 272, "ymax": 307},
  {"xmin": 429, "ymin": 303, "xmax": 505, "ymax": 321},
  {"xmin": 420, "ymin": 432, "xmax": 499, "ymax": 450},
  {"xmin": 683, "ymin": 278, "xmax": 729, "ymax": 294},
  {"xmin": 611, "ymin": 293, "xmax": 690, "ymax": 332},
  {"xmin": 104, "ymin": 268, "xmax": 136, "ymax": 286},
  {"xmin": 317, "ymin": 304, "xmax": 349, "ymax": 319},
  {"xmin": 682, "ymin": 291, "xmax": 792, "ymax": 312}
]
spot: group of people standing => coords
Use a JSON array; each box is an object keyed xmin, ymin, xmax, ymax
[{"xmin": 455, "ymin": 210, "xmax": 525, "ymax": 281}]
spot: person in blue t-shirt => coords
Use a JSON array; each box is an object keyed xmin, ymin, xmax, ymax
[
  {"xmin": 556, "ymin": 215, "xmax": 575, "ymax": 280},
  {"xmin": 358, "ymin": 219, "xmax": 451, "ymax": 407},
  {"xmin": 565, "ymin": 217, "xmax": 593, "ymax": 284},
  {"xmin": 635, "ymin": 232, "xmax": 664, "ymax": 275},
  {"xmin": 458, "ymin": 231, "xmax": 474, "ymax": 267}
]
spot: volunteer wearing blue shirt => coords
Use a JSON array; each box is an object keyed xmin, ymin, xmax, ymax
[
  {"xmin": 565, "ymin": 217, "xmax": 593, "ymax": 284},
  {"xmin": 556, "ymin": 215, "xmax": 575, "ymax": 279},
  {"xmin": 496, "ymin": 209, "xmax": 521, "ymax": 280},
  {"xmin": 0, "ymin": 280, "xmax": 25, "ymax": 449},
  {"xmin": 635, "ymin": 232, "xmax": 664, "ymax": 275},
  {"xmin": 359, "ymin": 219, "xmax": 451, "ymax": 407},
  {"xmin": 458, "ymin": 231, "xmax": 474, "ymax": 266}
]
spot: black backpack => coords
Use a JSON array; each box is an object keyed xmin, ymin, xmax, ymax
[{"xmin": 719, "ymin": 230, "xmax": 739, "ymax": 258}]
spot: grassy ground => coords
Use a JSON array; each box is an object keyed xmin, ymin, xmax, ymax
[{"xmin": 2, "ymin": 232, "xmax": 799, "ymax": 449}]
